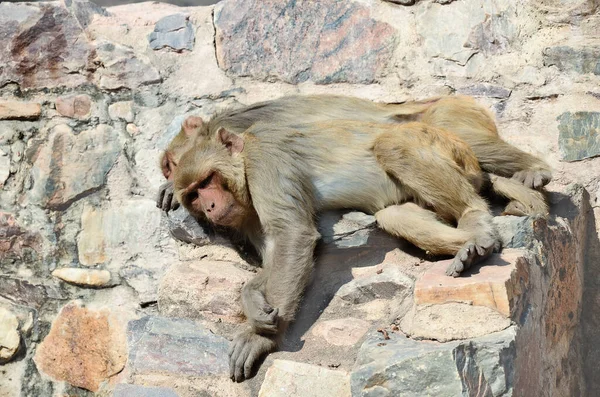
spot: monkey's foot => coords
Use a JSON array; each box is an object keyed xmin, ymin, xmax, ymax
[
  {"xmin": 445, "ymin": 235, "xmax": 499, "ymax": 277},
  {"xmin": 229, "ymin": 328, "xmax": 277, "ymax": 382},
  {"xmin": 512, "ymin": 169, "xmax": 552, "ymax": 190},
  {"xmin": 156, "ymin": 180, "xmax": 180, "ymax": 212},
  {"xmin": 244, "ymin": 290, "xmax": 279, "ymax": 334}
]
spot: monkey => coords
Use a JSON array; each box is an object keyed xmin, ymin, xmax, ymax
[
  {"xmin": 157, "ymin": 95, "xmax": 550, "ymax": 217},
  {"xmin": 172, "ymin": 120, "xmax": 501, "ymax": 381}
]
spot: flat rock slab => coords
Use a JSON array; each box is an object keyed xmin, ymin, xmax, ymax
[
  {"xmin": 149, "ymin": 13, "xmax": 195, "ymax": 52},
  {"xmin": 259, "ymin": 359, "xmax": 351, "ymax": 397},
  {"xmin": 0, "ymin": 101, "xmax": 41, "ymax": 120},
  {"xmin": 127, "ymin": 316, "xmax": 229, "ymax": 377},
  {"xmin": 215, "ymin": 0, "xmax": 396, "ymax": 84},
  {"xmin": 351, "ymin": 327, "xmax": 516, "ymax": 397},
  {"xmin": 113, "ymin": 384, "xmax": 179, "ymax": 397},
  {"xmin": 414, "ymin": 249, "xmax": 529, "ymax": 317},
  {"xmin": 557, "ymin": 111, "xmax": 600, "ymax": 162}
]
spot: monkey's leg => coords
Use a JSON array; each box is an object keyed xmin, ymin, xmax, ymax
[
  {"xmin": 374, "ymin": 134, "xmax": 499, "ymax": 276},
  {"xmin": 489, "ymin": 174, "xmax": 549, "ymax": 217},
  {"xmin": 376, "ymin": 203, "xmax": 472, "ymax": 255},
  {"xmin": 470, "ymin": 138, "xmax": 552, "ymax": 189}
]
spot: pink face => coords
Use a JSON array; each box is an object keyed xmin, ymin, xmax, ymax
[{"xmin": 182, "ymin": 172, "xmax": 244, "ymax": 227}]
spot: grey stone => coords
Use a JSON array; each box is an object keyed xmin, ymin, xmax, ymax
[
  {"xmin": 543, "ymin": 45, "xmax": 600, "ymax": 75},
  {"xmin": 351, "ymin": 327, "xmax": 516, "ymax": 397},
  {"xmin": 319, "ymin": 211, "xmax": 377, "ymax": 248},
  {"xmin": 336, "ymin": 267, "xmax": 412, "ymax": 304},
  {"xmin": 492, "ymin": 215, "xmax": 535, "ymax": 249},
  {"xmin": 0, "ymin": 276, "xmax": 66, "ymax": 309},
  {"xmin": 466, "ymin": 12, "xmax": 517, "ymax": 55},
  {"xmin": 27, "ymin": 124, "xmax": 122, "ymax": 210},
  {"xmin": 383, "ymin": 0, "xmax": 417, "ymax": 5},
  {"xmin": 166, "ymin": 205, "xmax": 211, "ymax": 246},
  {"xmin": 149, "ymin": 14, "xmax": 195, "ymax": 52},
  {"xmin": 214, "ymin": 0, "xmax": 396, "ymax": 84},
  {"xmin": 127, "ymin": 316, "xmax": 229, "ymax": 377},
  {"xmin": 94, "ymin": 40, "xmax": 161, "ymax": 90},
  {"xmin": 458, "ymin": 83, "xmax": 512, "ymax": 99},
  {"xmin": 119, "ymin": 266, "xmax": 159, "ymax": 305},
  {"xmin": 64, "ymin": 0, "xmax": 109, "ymax": 29},
  {"xmin": 0, "ymin": 2, "xmax": 94, "ymax": 89},
  {"xmin": 557, "ymin": 111, "xmax": 600, "ymax": 161},
  {"xmin": 113, "ymin": 384, "xmax": 179, "ymax": 397}
]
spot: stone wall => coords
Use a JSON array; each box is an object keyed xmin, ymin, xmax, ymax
[{"xmin": 0, "ymin": 0, "xmax": 599, "ymax": 396}]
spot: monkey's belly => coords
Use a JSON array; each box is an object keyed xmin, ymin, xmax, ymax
[{"xmin": 313, "ymin": 163, "xmax": 407, "ymax": 214}]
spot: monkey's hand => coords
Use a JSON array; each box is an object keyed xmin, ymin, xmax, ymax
[
  {"xmin": 242, "ymin": 289, "xmax": 279, "ymax": 334},
  {"xmin": 446, "ymin": 234, "xmax": 500, "ymax": 277},
  {"xmin": 156, "ymin": 180, "xmax": 180, "ymax": 212},
  {"xmin": 229, "ymin": 328, "xmax": 277, "ymax": 382},
  {"xmin": 512, "ymin": 168, "xmax": 552, "ymax": 190}
]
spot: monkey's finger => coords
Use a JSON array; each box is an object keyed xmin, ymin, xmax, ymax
[
  {"xmin": 524, "ymin": 173, "xmax": 535, "ymax": 189},
  {"xmin": 235, "ymin": 344, "xmax": 252, "ymax": 382},
  {"xmin": 156, "ymin": 187, "xmax": 166, "ymax": 209},
  {"xmin": 244, "ymin": 346, "xmax": 262, "ymax": 380},
  {"xmin": 171, "ymin": 200, "xmax": 180, "ymax": 211},
  {"xmin": 229, "ymin": 340, "xmax": 242, "ymax": 380},
  {"xmin": 162, "ymin": 191, "xmax": 174, "ymax": 212}
]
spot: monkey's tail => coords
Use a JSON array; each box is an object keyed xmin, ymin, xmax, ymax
[{"xmin": 488, "ymin": 174, "xmax": 549, "ymax": 217}]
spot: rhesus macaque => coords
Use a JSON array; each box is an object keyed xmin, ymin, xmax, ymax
[
  {"xmin": 173, "ymin": 120, "xmax": 501, "ymax": 381},
  {"xmin": 157, "ymin": 95, "xmax": 550, "ymax": 216}
]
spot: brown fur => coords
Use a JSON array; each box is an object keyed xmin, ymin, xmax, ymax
[
  {"xmin": 174, "ymin": 120, "xmax": 500, "ymax": 382},
  {"xmin": 159, "ymin": 95, "xmax": 550, "ymax": 217}
]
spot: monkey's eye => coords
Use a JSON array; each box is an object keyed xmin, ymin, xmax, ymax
[
  {"xmin": 198, "ymin": 173, "xmax": 214, "ymax": 189},
  {"xmin": 186, "ymin": 191, "xmax": 198, "ymax": 203}
]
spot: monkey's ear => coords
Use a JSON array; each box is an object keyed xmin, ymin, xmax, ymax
[
  {"xmin": 217, "ymin": 127, "xmax": 244, "ymax": 155},
  {"xmin": 182, "ymin": 116, "xmax": 204, "ymax": 136}
]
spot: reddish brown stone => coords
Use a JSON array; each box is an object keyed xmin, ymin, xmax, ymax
[
  {"xmin": 414, "ymin": 249, "xmax": 529, "ymax": 317},
  {"xmin": 55, "ymin": 94, "xmax": 91, "ymax": 119},
  {"xmin": 0, "ymin": 212, "xmax": 41, "ymax": 262},
  {"xmin": 34, "ymin": 301, "xmax": 127, "ymax": 392},
  {"xmin": 0, "ymin": 101, "xmax": 41, "ymax": 120}
]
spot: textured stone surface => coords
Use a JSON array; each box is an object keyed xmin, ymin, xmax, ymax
[
  {"xmin": 113, "ymin": 384, "xmax": 179, "ymax": 397},
  {"xmin": 0, "ymin": 276, "xmax": 66, "ymax": 309},
  {"xmin": 0, "ymin": 307, "xmax": 20, "ymax": 363},
  {"xmin": 319, "ymin": 211, "xmax": 377, "ymax": 247},
  {"xmin": 457, "ymin": 83, "xmax": 512, "ymax": 99},
  {"xmin": 311, "ymin": 318, "xmax": 371, "ymax": 347},
  {"xmin": 0, "ymin": 154, "xmax": 9, "ymax": 186},
  {"xmin": 0, "ymin": 102, "xmax": 41, "ymax": 120},
  {"xmin": 149, "ymin": 13, "xmax": 195, "ymax": 52},
  {"xmin": 0, "ymin": 212, "xmax": 41, "ymax": 264},
  {"xmin": 215, "ymin": 0, "xmax": 396, "ymax": 84},
  {"xmin": 400, "ymin": 302, "xmax": 512, "ymax": 342},
  {"xmin": 94, "ymin": 40, "xmax": 161, "ymax": 89},
  {"xmin": 127, "ymin": 316, "xmax": 229, "ymax": 377},
  {"xmin": 259, "ymin": 360, "xmax": 351, "ymax": 397},
  {"xmin": 52, "ymin": 268, "xmax": 111, "ymax": 287},
  {"xmin": 351, "ymin": 327, "xmax": 516, "ymax": 397},
  {"xmin": 557, "ymin": 111, "xmax": 600, "ymax": 161},
  {"xmin": 28, "ymin": 124, "xmax": 121, "ymax": 210},
  {"xmin": 109, "ymin": 101, "xmax": 135, "ymax": 122},
  {"xmin": 336, "ymin": 267, "xmax": 412, "ymax": 304},
  {"xmin": 158, "ymin": 260, "xmax": 252, "ymax": 323},
  {"xmin": 55, "ymin": 94, "xmax": 91, "ymax": 119},
  {"xmin": 0, "ymin": 2, "xmax": 94, "ymax": 88},
  {"xmin": 34, "ymin": 301, "xmax": 127, "ymax": 392},
  {"xmin": 415, "ymin": 250, "xmax": 529, "ymax": 317},
  {"xmin": 543, "ymin": 45, "xmax": 600, "ymax": 75},
  {"xmin": 166, "ymin": 206, "xmax": 212, "ymax": 246}
]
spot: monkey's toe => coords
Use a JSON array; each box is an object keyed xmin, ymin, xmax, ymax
[
  {"xmin": 446, "ymin": 236, "xmax": 498, "ymax": 277},
  {"xmin": 228, "ymin": 329, "xmax": 277, "ymax": 382},
  {"xmin": 513, "ymin": 169, "xmax": 552, "ymax": 190}
]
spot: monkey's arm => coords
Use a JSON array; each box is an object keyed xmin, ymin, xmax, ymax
[{"xmin": 230, "ymin": 221, "xmax": 320, "ymax": 382}]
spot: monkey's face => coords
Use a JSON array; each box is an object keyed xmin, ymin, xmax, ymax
[{"xmin": 179, "ymin": 171, "xmax": 246, "ymax": 228}]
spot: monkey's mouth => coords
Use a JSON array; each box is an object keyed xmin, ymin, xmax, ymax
[{"xmin": 211, "ymin": 203, "xmax": 236, "ymax": 226}]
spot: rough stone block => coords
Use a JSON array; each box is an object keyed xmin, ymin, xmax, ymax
[
  {"xmin": 557, "ymin": 111, "xmax": 600, "ymax": 161},
  {"xmin": 311, "ymin": 318, "xmax": 371, "ymax": 346},
  {"xmin": 215, "ymin": 0, "xmax": 396, "ymax": 84},
  {"xmin": 55, "ymin": 94, "xmax": 91, "ymax": 119},
  {"xmin": 158, "ymin": 260, "xmax": 253, "ymax": 323},
  {"xmin": 34, "ymin": 301, "xmax": 127, "ymax": 392},
  {"xmin": 414, "ymin": 249, "xmax": 529, "ymax": 317},
  {"xmin": 113, "ymin": 384, "xmax": 178, "ymax": 397},
  {"xmin": 336, "ymin": 267, "xmax": 413, "ymax": 304},
  {"xmin": 52, "ymin": 268, "xmax": 111, "ymax": 287},
  {"xmin": 351, "ymin": 327, "xmax": 516, "ymax": 397},
  {"xmin": 0, "ymin": 307, "xmax": 20, "ymax": 363},
  {"xmin": 259, "ymin": 360, "xmax": 351, "ymax": 397},
  {"xmin": 108, "ymin": 101, "xmax": 135, "ymax": 122},
  {"xmin": 149, "ymin": 13, "xmax": 195, "ymax": 52},
  {"xmin": 543, "ymin": 45, "xmax": 600, "ymax": 75},
  {"xmin": 0, "ymin": 101, "xmax": 41, "ymax": 120},
  {"xmin": 127, "ymin": 316, "xmax": 229, "ymax": 377},
  {"xmin": 27, "ymin": 124, "xmax": 122, "ymax": 210}
]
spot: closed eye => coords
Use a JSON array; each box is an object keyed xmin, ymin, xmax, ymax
[{"xmin": 198, "ymin": 173, "xmax": 214, "ymax": 189}]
